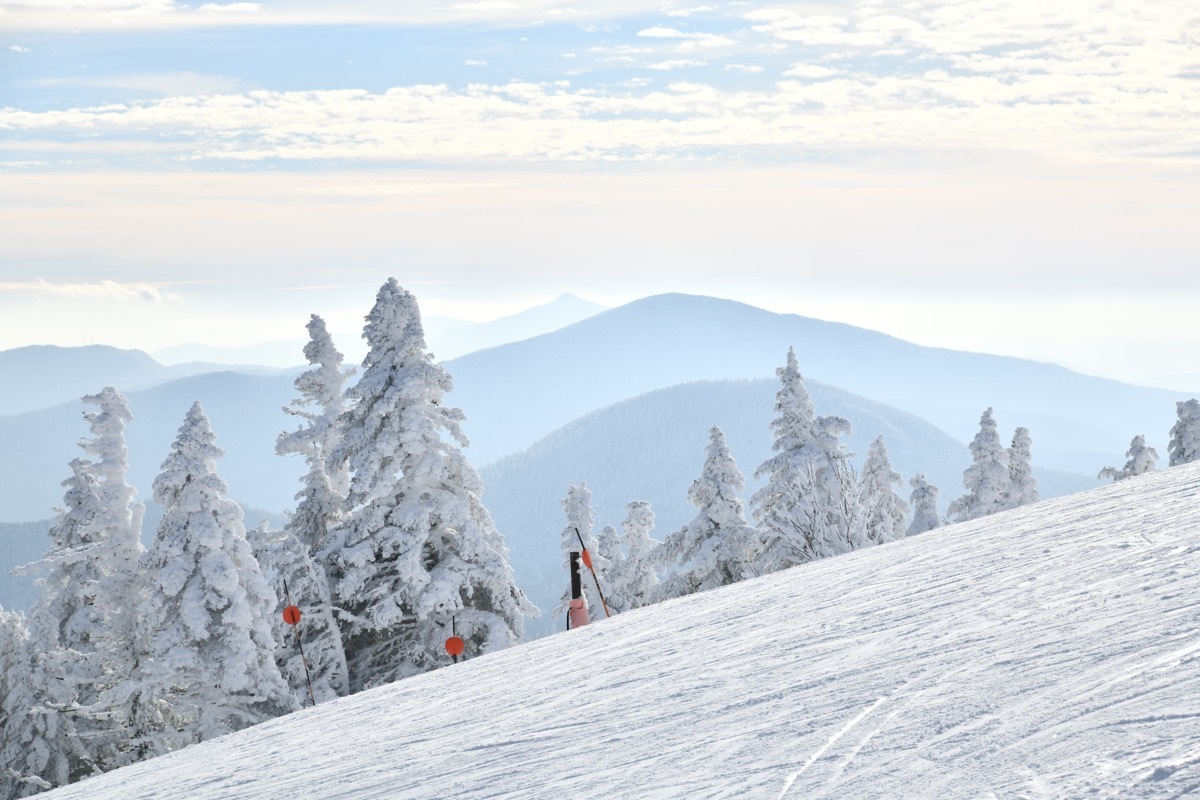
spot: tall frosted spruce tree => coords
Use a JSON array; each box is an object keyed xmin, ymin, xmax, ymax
[
  {"xmin": 138, "ymin": 402, "xmax": 296, "ymax": 753},
  {"xmin": 948, "ymin": 407, "xmax": 1010, "ymax": 522},
  {"xmin": 751, "ymin": 347, "xmax": 866, "ymax": 572},
  {"xmin": 325, "ymin": 279, "xmax": 536, "ymax": 690},
  {"xmin": 264, "ymin": 315, "xmax": 354, "ymax": 703},
  {"xmin": 859, "ymin": 436, "xmax": 909, "ymax": 545},
  {"xmin": 658, "ymin": 426, "xmax": 761, "ymax": 599}
]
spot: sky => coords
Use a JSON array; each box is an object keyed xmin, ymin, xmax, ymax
[{"xmin": 1, "ymin": 0, "xmax": 1198, "ymax": 386}]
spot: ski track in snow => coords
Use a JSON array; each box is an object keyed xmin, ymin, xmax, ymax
[{"xmin": 44, "ymin": 463, "xmax": 1200, "ymax": 799}]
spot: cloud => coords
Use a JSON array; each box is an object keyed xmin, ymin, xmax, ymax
[
  {"xmin": 663, "ymin": 5, "xmax": 716, "ymax": 17},
  {"xmin": 196, "ymin": 2, "xmax": 262, "ymax": 13},
  {"xmin": 0, "ymin": 280, "xmax": 180, "ymax": 303},
  {"xmin": 646, "ymin": 59, "xmax": 707, "ymax": 70},
  {"xmin": 9, "ymin": 45, "xmax": 31, "ymax": 52},
  {"xmin": 451, "ymin": 0, "xmax": 515, "ymax": 10},
  {"xmin": 465, "ymin": 59, "xmax": 488, "ymax": 66},
  {"xmin": 782, "ymin": 64, "xmax": 839, "ymax": 79},
  {"xmin": 636, "ymin": 25, "xmax": 734, "ymax": 48},
  {"xmin": 724, "ymin": 63, "xmax": 763, "ymax": 73}
]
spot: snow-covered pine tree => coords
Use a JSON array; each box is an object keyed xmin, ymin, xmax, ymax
[
  {"xmin": 907, "ymin": 474, "xmax": 942, "ymax": 536},
  {"xmin": 1, "ymin": 606, "xmax": 89, "ymax": 795},
  {"xmin": 751, "ymin": 348, "xmax": 866, "ymax": 571},
  {"xmin": 556, "ymin": 482, "xmax": 608, "ymax": 622},
  {"xmin": 859, "ymin": 436, "xmax": 909, "ymax": 545},
  {"xmin": 617, "ymin": 500, "xmax": 661, "ymax": 611},
  {"xmin": 12, "ymin": 456, "xmax": 106, "ymax": 788},
  {"xmin": 249, "ymin": 522, "xmax": 349, "ymax": 705},
  {"xmin": 266, "ymin": 315, "xmax": 354, "ymax": 703},
  {"xmin": 948, "ymin": 408, "xmax": 1010, "ymax": 522},
  {"xmin": 324, "ymin": 279, "xmax": 536, "ymax": 690},
  {"xmin": 1004, "ymin": 426, "xmax": 1039, "ymax": 510},
  {"xmin": 0, "ymin": 607, "xmax": 58, "ymax": 800},
  {"xmin": 138, "ymin": 402, "xmax": 296, "ymax": 753},
  {"xmin": 276, "ymin": 314, "xmax": 354, "ymax": 557},
  {"xmin": 595, "ymin": 525, "xmax": 628, "ymax": 614},
  {"xmin": 659, "ymin": 426, "xmax": 762, "ymax": 599},
  {"xmin": 1098, "ymin": 434, "xmax": 1160, "ymax": 482},
  {"xmin": 74, "ymin": 388, "xmax": 147, "ymax": 772},
  {"xmin": 1168, "ymin": 399, "xmax": 1200, "ymax": 466}
]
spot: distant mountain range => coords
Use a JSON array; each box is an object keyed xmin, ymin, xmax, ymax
[{"xmin": 444, "ymin": 294, "xmax": 1186, "ymax": 475}]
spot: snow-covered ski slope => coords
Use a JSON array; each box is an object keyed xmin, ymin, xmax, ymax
[{"xmin": 50, "ymin": 464, "xmax": 1200, "ymax": 799}]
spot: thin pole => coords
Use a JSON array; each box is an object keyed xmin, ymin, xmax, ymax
[
  {"xmin": 282, "ymin": 576, "xmax": 318, "ymax": 708},
  {"xmin": 574, "ymin": 527, "xmax": 612, "ymax": 619}
]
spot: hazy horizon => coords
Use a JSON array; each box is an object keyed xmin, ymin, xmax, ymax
[{"xmin": 2, "ymin": 1, "xmax": 1197, "ymax": 388}]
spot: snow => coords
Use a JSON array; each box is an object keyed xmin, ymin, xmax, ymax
[{"xmin": 46, "ymin": 462, "xmax": 1200, "ymax": 799}]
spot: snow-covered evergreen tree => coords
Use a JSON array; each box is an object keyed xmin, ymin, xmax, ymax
[
  {"xmin": 1098, "ymin": 435, "xmax": 1160, "ymax": 482},
  {"xmin": 752, "ymin": 348, "xmax": 865, "ymax": 571},
  {"xmin": 0, "ymin": 607, "xmax": 59, "ymax": 799},
  {"xmin": 249, "ymin": 522, "xmax": 349, "ymax": 705},
  {"xmin": 1168, "ymin": 399, "xmax": 1200, "ymax": 466},
  {"xmin": 1004, "ymin": 426, "xmax": 1039, "ymax": 510},
  {"xmin": 276, "ymin": 314, "xmax": 353, "ymax": 557},
  {"xmin": 12, "ymin": 455, "xmax": 107, "ymax": 787},
  {"xmin": 659, "ymin": 426, "xmax": 762, "ymax": 599},
  {"xmin": 324, "ymin": 279, "xmax": 536, "ymax": 690},
  {"xmin": 906, "ymin": 474, "xmax": 942, "ymax": 536},
  {"xmin": 138, "ymin": 402, "xmax": 296, "ymax": 753},
  {"xmin": 74, "ymin": 388, "xmax": 147, "ymax": 772},
  {"xmin": 859, "ymin": 436, "xmax": 909, "ymax": 545},
  {"xmin": 1, "ymin": 608, "xmax": 88, "ymax": 796},
  {"xmin": 556, "ymin": 482, "xmax": 608, "ymax": 622},
  {"xmin": 595, "ymin": 525, "xmax": 628, "ymax": 613},
  {"xmin": 617, "ymin": 501, "xmax": 661, "ymax": 611},
  {"xmin": 266, "ymin": 315, "xmax": 354, "ymax": 703},
  {"xmin": 948, "ymin": 408, "xmax": 1010, "ymax": 522}
]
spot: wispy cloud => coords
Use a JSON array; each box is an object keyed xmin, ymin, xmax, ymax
[
  {"xmin": 646, "ymin": 59, "xmax": 707, "ymax": 71},
  {"xmin": 0, "ymin": 280, "xmax": 181, "ymax": 302},
  {"xmin": 196, "ymin": 2, "xmax": 262, "ymax": 13}
]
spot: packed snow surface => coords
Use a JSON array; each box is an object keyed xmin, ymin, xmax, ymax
[{"xmin": 48, "ymin": 464, "xmax": 1200, "ymax": 798}]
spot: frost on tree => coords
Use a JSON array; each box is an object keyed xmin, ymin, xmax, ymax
[
  {"xmin": 1, "ymin": 607, "xmax": 64, "ymax": 799},
  {"xmin": 276, "ymin": 314, "xmax": 354, "ymax": 558},
  {"xmin": 267, "ymin": 315, "xmax": 353, "ymax": 702},
  {"xmin": 1098, "ymin": 435, "xmax": 1160, "ymax": 482},
  {"xmin": 74, "ymin": 388, "xmax": 148, "ymax": 772},
  {"xmin": 618, "ymin": 501, "xmax": 661, "ymax": 611},
  {"xmin": 139, "ymin": 402, "xmax": 296, "ymax": 753},
  {"xmin": 555, "ymin": 482, "xmax": 608, "ymax": 621},
  {"xmin": 859, "ymin": 436, "xmax": 909, "ymax": 545},
  {"xmin": 597, "ymin": 501, "xmax": 662, "ymax": 614},
  {"xmin": 1004, "ymin": 427, "xmax": 1039, "ymax": 510},
  {"xmin": 948, "ymin": 408, "xmax": 1011, "ymax": 522},
  {"xmin": 658, "ymin": 426, "xmax": 762, "ymax": 599},
  {"xmin": 596, "ymin": 525, "xmax": 628, "ymax": 613},
  {"xmin": 1168, "ymin": 399, "xmax": 1200, "ymax": 466},
  {"xmin": 752, "ymin": 348, "xmax": 866, "ymax": 571},
  {"xmin": 249, "ymin": 522, "xmax": 349, "ymax": 705},
  {"xmin": 907, "ymin": 474, "xmax": 942, "ymax": 536},
  {"xmin": 324, "ymin": 279, "xmax": 536, "ymax": 691}
]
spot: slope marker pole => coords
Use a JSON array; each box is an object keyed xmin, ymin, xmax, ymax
[
  {"xmin": 574, "ymin": 527, "xmax": 612, "ymax": 619},
  {"xmin": 281, "ymin": 576, "xmax": 318, "ymax": 707}
]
